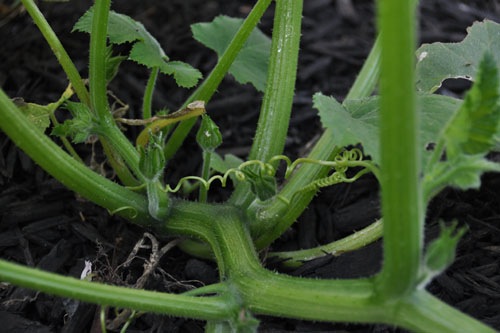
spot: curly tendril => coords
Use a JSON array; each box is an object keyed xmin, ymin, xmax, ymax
[
  {"xmin": 108, "ymin": 206, "xmax": 139, "ymax": 219},
  {"xmin": 161, "ymin": 148, "xmax": 377, "ymax": 197}
]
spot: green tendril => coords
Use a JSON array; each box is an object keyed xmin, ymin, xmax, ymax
[
  {"xmin": 108, "ymin": 206, "xmax": 139, "ymax": 218},
  {"xmin": 160, "ymin": 149, "xmax": 376, "ymax": 205},
  {"xmin": 295, "ymin": 168, "xmax": 372, "ymax": 195}
]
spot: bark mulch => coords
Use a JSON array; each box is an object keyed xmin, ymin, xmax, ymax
[{"xmin": 0, "ymin": 1, "xmax": 499, "ymax": 332}]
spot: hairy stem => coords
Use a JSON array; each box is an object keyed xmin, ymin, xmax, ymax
[
  {"xmin": 269, "ymin": 219, "xmax": 383, "ymax": 268},
  {"xmin": 375, "ymin": 0, "xmax": 422, "ymax": 298},
  {"xmin": 89, "ymin": 0, "xmax": 111, "ymax": 120},
  {"xmin": 0, "ymin": 260, "xmax": 235, "ymax": 321},
  {"xmin": 142, "ymin": 67, "xmax": 159, "ymax": 119},
  {"xmin": 229, "ymin": 0, "xmax": 304, "ymax": 208},
  {"xmin": 156, "ymin": 200, "xmax": 493, "ymax": 331},
  {"xmin": 251, "ymin": 34, "xmax": 382, "ymax": 247},
  {"xmin": 21, "ymin": 0, "xmax": 90, "ymax": 105},
  {"xmin": 89, "ymin": 0, "xmax": 144, "ymax": 180}
]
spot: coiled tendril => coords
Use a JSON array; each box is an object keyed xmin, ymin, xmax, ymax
[{"xmin": 160, "ymin": 148, "xmax": 378, "ymax": 200}]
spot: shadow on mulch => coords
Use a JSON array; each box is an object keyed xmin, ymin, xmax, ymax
[{"xmin": 0, "ymin": 0, "xmax": 499, "ymax": 332}]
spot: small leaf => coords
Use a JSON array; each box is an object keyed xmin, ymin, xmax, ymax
[
  {"xmin": 74, "ymin": 7, "xmax": 202, "ymax": 88},
  {"xmin": 416, "ymin": 20, "xmax": 500, "ymax": 92},
  {"xmin": 105, "ymin": 46, "xmax": 127, "ymax": 83},
  {"xmin": 444, "ymin": 53, "xmax": 500, "ymax": 159},
  {"xmin": 423, "ymin": 154, "xmax": 500, "ymax": 201},
  {"xmin": 419, "ymin": 221, "xmax": 466, "ymax": 287},
  {"xmin": 314, "ymin": 92, "xmax": 462, "ymax": 166},
  {"xmin": 192, "ymin": 15, "xmax": 271, "ymax": 92},
  {"xmin": 428, "ymin": 223, "xmax": 465, "ymax": 268},
  {"xmin": 13, "ymin": 98, "xmax": 51, "ymax": 132},
  {"xmin": 51, "ymin": 101, "xmax": 94, "ymax": 143}
]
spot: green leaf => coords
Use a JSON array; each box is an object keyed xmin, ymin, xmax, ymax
[
  {"xmin": 51, "ymin": 101, "xmax": 94, "ymax": 143},
  {"xmin": 416, "ymin": 20, "xmax": 500, "ymax": 93},
  {"xmin": 105, "ymin": 46, "xmax": 127, "ymax": 83},
  {"xmin": 74, "ymin": 7, "xmax": 202, "ymax": 88},
  {"xmin": 160, "ymin": 61, "xmax": 203, "ymax": 88},
  {"xmin": 423, "ymin": 154, "xmax": 500, "ymax": 201},
  {"xmin": 191, "ymin": 15, "xmax": 271, "ymax": 92},
  {"xmin": 444, "ymin": 53, "xmax": 500, "ymax": 159},
  {"xmin": 314, "ymin": 92, "xmax": 462, "ymax": 166},
  {"xmin": 13, "ymin": 98, "xmax": 51, "ymax": 132},
  {"xmin": 242, "ymin": 168, "xmax": 277, "ymax": 202},
  {"xmin": 419, "ymin": 221, "xmax": 467, "ymax": 287}
]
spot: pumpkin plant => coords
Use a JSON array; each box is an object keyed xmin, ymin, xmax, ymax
[{"xmin": 0, "ymin": 0, "xmax": 499, "ymax": 332}]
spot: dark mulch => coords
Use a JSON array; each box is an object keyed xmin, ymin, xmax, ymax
[{"xmin": 1, "ymin": 0, "xmax": 499, "ymax": 332}]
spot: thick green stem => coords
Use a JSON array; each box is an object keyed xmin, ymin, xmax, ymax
[
  {"xmin": 397, "ymin": 291, "xmax": 495, "ymax": 333},
  {"xmin": 20, "ymin": 0, "xmax": 90, "ymax": 106},
  {"xmin": 376, "ymin": 0, "xmax": 422, "ymax": 298},
  {"xmin": 229, "ymin": 0, "xmax": 303, "ymax": 208},
  {"xmin": 164, "ymin": 0, "xmax": 272, "ymax": 160},
  {"xmin": 0, "ymin": 260, "xmax": 235, "ymax": 321},
  {"xmin": 154, "ymin": 200, "xmax": 384, "ymax": 323},
  {"xmin": 247, "ymin": 0, "xmax": 302, "ymax": 162},
  {"xmin": 156, "ymin": 200, "xmax": 493, "ymax": 331},
  {"xmin": 88, "ymin": 0, "xmax": 144, "ymax": 180},
  {"xmin": 89, "ymin": 0, "xmax": 111, "ymax": 121}
]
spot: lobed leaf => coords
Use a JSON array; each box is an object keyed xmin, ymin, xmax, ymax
[
  {"xmin": 416, "ymin": 20, "xmax": 500, "ymax": 93},
  {"xmin": 418, "ymin": 221, "xmax": 467, "ymax": 288},
  {"xmin": 314, "ymin": 93, "xmax": 462, "ymax": 166},
  {"xmin": 443, "ymin": 53, "xmax": 500, "ymax": 159},
  {"xmin": 191, "ymin": 15, "xmax": 271, "ymax": 92},
  {"xmin": 74, "ymin": 7, "xmax": 201, "ymax": 88}
]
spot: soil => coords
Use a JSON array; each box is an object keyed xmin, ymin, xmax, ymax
[{"xmin": 0, "ymin": 0, "xmax": 499, "ymax": 332}]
